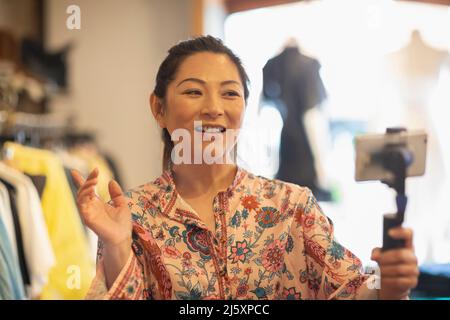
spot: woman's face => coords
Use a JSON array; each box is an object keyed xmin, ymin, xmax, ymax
[{"xmin": 154, "ymin": 52, "xmax": 246, "ymax": 164}]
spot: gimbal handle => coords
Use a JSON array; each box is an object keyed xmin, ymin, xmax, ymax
[{"xmin": 380, "ymin": 128, "xmax": 412, "ymax": 251}]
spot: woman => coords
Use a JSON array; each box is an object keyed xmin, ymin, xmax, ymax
[{"xmin": 71, "ymin": 36, "xmax": 418, "ymax": 300}]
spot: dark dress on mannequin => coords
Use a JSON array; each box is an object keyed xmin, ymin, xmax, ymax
[{"xmin": 262, "ymin": 46, "xmax": 330, "ymax": 201}]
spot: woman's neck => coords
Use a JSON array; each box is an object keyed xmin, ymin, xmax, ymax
[{"xmin": 171, "ymin": 163, "xmax": 238, "ymax": 198}]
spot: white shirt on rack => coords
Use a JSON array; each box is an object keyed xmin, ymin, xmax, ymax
[{"xmin": 0, "ymin": 162, "xmax": 56, "ymax": 298}]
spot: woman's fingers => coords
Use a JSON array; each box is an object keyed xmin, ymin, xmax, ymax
[
  {"xmin": 78, "ymin": 185, "xmax": 97, "ymax": 202},
  {"xmin": 71, "ymin": 169, "xmax": 131, "ymax": 246},
  {"xmin": 72, "ymin": 168, "xmax": 99, "ymax": 190},
  {"xmin": 371, "ymin": 227, "xmax": 414, "ymax": 263},
  {"xmin": 382, "ymin": 277, "xmax": 418, "ymax": 291},
  {"xmin": 71, "ymin": 170, "xmax": 85, "ymax": 189},
  {"xmin": 371, "ymin": 248, "xmax": 417, "ymax": 266},
  {"xmin": 76, "ymin": 177, "xmax": 98, "ymax": 193},
  {"xmin": 389, "ymin": 227, "xmax": 414, "ymax": 249},
  {"xmin": 71, "ymin": 169, "xmax": 100, "ymax": 208},
  {"xmin": 371, "ymin": 229, "xmax": 418, "ymax": 299},
  {"xmin": 87, "ymin": 167, "xmax": 99, "ymax": 179},
  {"xmin": 76, "ymin": 179, "xmax": 98, "ymax": 199},
  {"xmin": 380, "ymin": 264, "xmax": 420, "ymax": 278},
  {"xmin": 71, "ymin": 169, "xmax": 99, "ymax": 200},
  {"xmin": 371, "ymin": 247, "xmax": 381, "ymax": 261}
]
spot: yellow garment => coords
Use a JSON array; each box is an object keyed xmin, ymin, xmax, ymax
[
  {"xmin": 70, "ymin": 146, "xmax": 114, "ymax": 202},
  {"xmin": 5, "ymin": 142, "xmax": 95, "ymax": 299}
]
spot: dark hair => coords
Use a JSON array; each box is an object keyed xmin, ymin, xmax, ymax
[{"xmin": 153, "ymin": 35, "xmax": 250, "ymax": 171}]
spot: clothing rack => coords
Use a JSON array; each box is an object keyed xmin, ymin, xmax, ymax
[{"xmin": 0, "ymin": 111, "xmax": 68, "ymax": 147}]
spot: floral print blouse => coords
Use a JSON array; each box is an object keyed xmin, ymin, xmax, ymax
[{"xmin": 86, "ymin": 166, "xmax": 378, "ymax": 300}]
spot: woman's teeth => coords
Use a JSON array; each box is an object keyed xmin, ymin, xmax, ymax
[
  {"xmin": 195, "ymin": 126, "xmax": 225, "ymax": 133},
  {"xmin": 204, "ymin": 127, "xmax": 223, "ymax": 133}
]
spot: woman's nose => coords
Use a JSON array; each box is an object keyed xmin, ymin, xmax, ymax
[{"xmin": 201, "ymin": 95, "xmax": 224, "ymax": 118}]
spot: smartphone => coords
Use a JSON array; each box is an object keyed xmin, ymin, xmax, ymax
[{"xmin": 354, "ymin": 129, "xmax": 427, "ymax": 182}]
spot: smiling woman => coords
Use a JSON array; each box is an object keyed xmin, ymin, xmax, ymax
[
  {"xmin": 151, "ymin": 37, "xmax": 249, "ymax": 172},
  {"xmin": 151, "ymin": 51, "xmax": 245, "ymax": 168},
  {"xmin": 70, "ymin": 35, "xmax": 419, "ymax": 300}
]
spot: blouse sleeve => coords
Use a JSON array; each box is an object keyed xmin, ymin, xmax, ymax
[
  {"xmin": 291, "ymin": 188, "xmax": 379, "ymax": 300},
  {"xmin": 85, "ymin": 219, "xmax": 174, "ymax": 300},
  {"xmin": 84, "ymin": 235, "xmax": 148, "ymax": 300}
]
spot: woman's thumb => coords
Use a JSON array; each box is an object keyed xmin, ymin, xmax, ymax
[
  {"xmin": 371, "ymin": 247, "xmax": 381, "ymax": 262},
  {"xmin": 108, "ymin": 180, "xmax": 127, "ymax": 207}
]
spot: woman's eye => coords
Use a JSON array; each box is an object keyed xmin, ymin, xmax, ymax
[
  {"xmin": 224, "ymin": 91, "xmax": 240, "ymax": 97},
  {"xmin": 184, "ymin": 90, "xmax": 202, "ymax": 96}
]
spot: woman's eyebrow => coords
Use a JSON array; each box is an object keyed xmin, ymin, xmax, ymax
[
  {"xmin": 176, "ymin": 78, "xmax": 205, "ymax": 87},
  {"xmin": 221, "ymin": 80, "xmax": 242, "ymax": 87},
  {"xmin": 176, "ymin": 78, "xmax": 242, "ymax": 87}
]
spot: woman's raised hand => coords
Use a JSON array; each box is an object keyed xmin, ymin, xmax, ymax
[{"xmin": 71, "ymin": 168, "xmax": 132, "ymax": 247}]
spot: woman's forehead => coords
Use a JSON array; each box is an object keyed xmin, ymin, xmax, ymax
[{"xmin": 175, "ymin": 52, "xmax": 242, "ymax": 84}]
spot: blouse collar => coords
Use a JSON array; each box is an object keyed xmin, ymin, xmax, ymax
[{"xmin": 154, "ymin": 166, "xmax": 248, "ymax": 228}]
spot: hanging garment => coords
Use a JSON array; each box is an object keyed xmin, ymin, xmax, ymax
[
  {"xmin": 0, "ymin": 216, "xmax": 15, "ymax": 300},
  {"xmin": 86, "ymin": 166, "xmax": 378, "ymax": 300},
  {"xmin": 25, "ymin": 174, "xmax": 47, "ymax": 199},
  {"xmin": 0, "ymin": 162, "xmax": 55, "ymax": 298},
  {"xmin": 0, "ymin": 181, "xmax": 18, "ymax": 261},
  {"xmin": 0, "ymin": 178, "xmax": 30, "ymax": 290},
  {"xmin": 3, "ymin": 142, "xmax": 95, "ymax": 299},
  {"xmin": 54, "ymin": 148, "xmax": 98, "ymax": 262},
  {"xmin": 262, "ymin": 47, "xmax": 329, "ymax": 200},
  {"xmin": 0, "ymin": 180, "xmax": 27, "ymax": 299},
  {"xmin": 0, "ymin": 213, "xmax": 26, "ymax": 299},
  {"xmin": 0, "ymin": 240, "xmax": 13, "ymax": 300}
]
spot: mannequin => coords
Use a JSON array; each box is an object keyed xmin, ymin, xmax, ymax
[
  {"xmin": 262, "ymin": 38, "xmax": 332, "ymax": 201},
  {"xmin": 378, "ymin": 30, "xmax": 450, "ymax": 264}
]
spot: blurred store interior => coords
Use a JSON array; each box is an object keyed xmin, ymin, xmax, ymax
[{"xmin": 0, "ymin": 0, "xmax": 449, "ymax": 299}]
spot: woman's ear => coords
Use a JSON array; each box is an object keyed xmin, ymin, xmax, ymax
[{"xmin": 150, "ymin": 93, "xmax": 166, "ymax": 129}]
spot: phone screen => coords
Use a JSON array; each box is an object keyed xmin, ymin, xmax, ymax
[{"xmin": 354, "ymin": 130, "xmax": 427, "ymax": 182}]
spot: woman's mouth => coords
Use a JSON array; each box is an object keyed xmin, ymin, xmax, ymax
[{"xmin": 195, "ymin": 125, "xmax": 226, "ymax": 133}]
